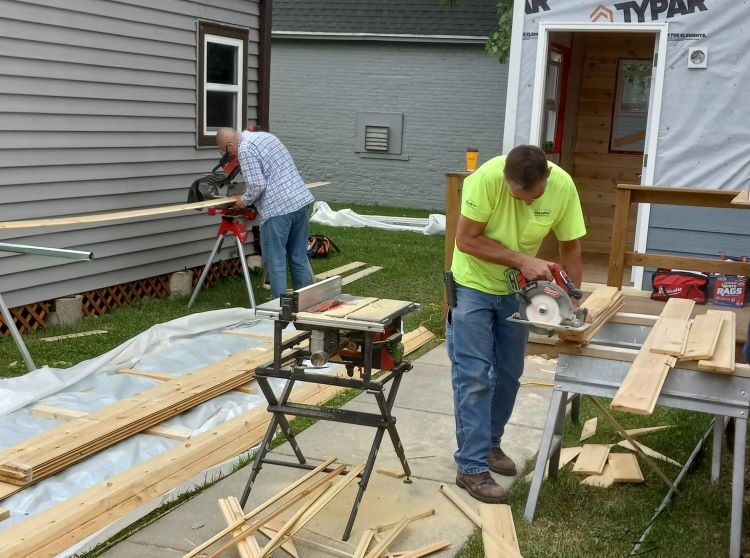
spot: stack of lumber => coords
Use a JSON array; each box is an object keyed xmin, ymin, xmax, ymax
[
  {"xmin": 557, "ymin": 286, "xmax": 624, "ymax": 345},
  {"xmin": 0, "ymin": 333, "xmax": 308, "ymax": 486},
  {"xmin": 0, "ymin": 327, "xmax": 435, "ymax": 558},
  {"xmin": 611, "ymin": 299, "xmax": 736, "ymax": 415}
]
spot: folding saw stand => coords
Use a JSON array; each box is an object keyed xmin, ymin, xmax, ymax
[
  {"xmin": 241, "ymin": 277, "xmax": 420, "ymax": 540},
  {"xmin": 188, "ymin": 207, "xmax": 258, "ymax": 310}
]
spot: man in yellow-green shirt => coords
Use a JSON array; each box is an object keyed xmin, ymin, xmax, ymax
[{"xmin": 446, "ymin": 145, "xmax": 586, "ymax": 503}]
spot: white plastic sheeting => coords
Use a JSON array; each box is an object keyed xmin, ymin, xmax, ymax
[
  {"xmin": 0, "ymin": 309, "xmax": 336, "ymax": 557},
  {"xmin": 310, "ymin": 201, "xmax": 445, "ymax": 235}
]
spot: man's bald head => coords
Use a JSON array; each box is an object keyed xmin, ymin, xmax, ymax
[{"xmin": 216, "ymin": 128, "xmax": 240, "ymax": 156}]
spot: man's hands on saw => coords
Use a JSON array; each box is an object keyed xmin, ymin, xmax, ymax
[{"xmin": 518, "ymin": 255, "xmax": 555, "ymax": 283}]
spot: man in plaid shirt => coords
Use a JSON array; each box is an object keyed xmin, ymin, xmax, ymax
[{"xmin": 216, "ymin": 127, "xmax": 314, "ymax": 299}]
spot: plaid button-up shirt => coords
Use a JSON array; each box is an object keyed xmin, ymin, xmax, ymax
[{"xmin": 238, "ymin": 131, "xmax": 314, "ymax": 224}]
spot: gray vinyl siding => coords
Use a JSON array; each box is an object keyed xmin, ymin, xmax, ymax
[
  {"xmin": 0, "ymin": 0, "xmax": 261, "ymax": 308},
  {"xmin": 269, "ymin": 39, "xmax": 508, "ymax": 210},
  {"xmin": 643, "ymin": 205, "xmax": 750, "ymax": 288}
]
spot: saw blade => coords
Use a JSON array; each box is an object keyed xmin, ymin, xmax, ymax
[{"xmin": 519, "ymin": 282, "xmax": 574, "ymax": 326}]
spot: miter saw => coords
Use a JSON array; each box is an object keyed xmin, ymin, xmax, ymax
[
  {"xmin": 506, "ymin": 263, "xmax": 589, "ymax": 336},
  {"xmin": 186, "ymin": 151, "xmax": 242, "ymax": 203}
]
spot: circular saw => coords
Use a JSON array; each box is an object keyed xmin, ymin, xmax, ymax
[{"xmin": 506, "ymin": 264, "xmax": 588, "ymax": 336}]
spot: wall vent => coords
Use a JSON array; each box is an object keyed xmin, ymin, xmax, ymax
[{"xmin": 365, "ymin": 126, "xmax": 389, "ymax": 152}]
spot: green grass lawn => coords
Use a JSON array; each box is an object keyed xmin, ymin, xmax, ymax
[{"xmin": 0, "ymin": 203, "xmax": 744, "ymax": 557}]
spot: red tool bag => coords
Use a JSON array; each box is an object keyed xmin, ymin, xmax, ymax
[
  {"xmin": 307, "ymin": 235, "xmax": 340, "ymax": 258},
  {"xmin": 650, "ymin": 268, "xmax": 709, "ymax": 304}
]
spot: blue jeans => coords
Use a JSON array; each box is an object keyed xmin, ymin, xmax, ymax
[
  {"xmin": 260, "ymin": 206, "xmax": 313, "ymax": 299},
  {"xmin": 446, "ymin": 284, "xmax": 528, "ymax": 474}
]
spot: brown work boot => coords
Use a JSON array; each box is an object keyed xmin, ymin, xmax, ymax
[
  {"xmin": 488, "ymin": 447, "xmax": 518, "ymax": 476},
  {"xmin": 456, "ymin": 471, "xmax": 507, "ymax": 504}
]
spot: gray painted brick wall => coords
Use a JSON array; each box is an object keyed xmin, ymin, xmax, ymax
[{"xmin": 269, "ymin": 39, "xmax": 508, "ymax": 211}]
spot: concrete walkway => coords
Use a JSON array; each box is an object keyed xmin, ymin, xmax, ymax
[{"xmin": 101, "ymin": 345, "xmax": 555, "ymax": 557}]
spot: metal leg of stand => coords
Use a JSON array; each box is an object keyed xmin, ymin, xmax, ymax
[
  {"xmin": 342, "ymin": 425, "xmax": 387, "ymax": 541},
  {"xmin": 257, "ymin": 376, "xmax": 306, "ymax": 464},
  {"xmin": 712, "ymin": 415, "xmax": 726, "ymax": 484},
  {"xmin": 187, "ymin": 234, "xmax": 226, "ymax": 308},
  {"xmin": 235, "ymin": 235, "xmax": 256, "ymax": 310},
  {"xmin": 525, "ymin": 389, "xmax": 566, "ymax": 522},
  {"xmin": 376, "ymin": 374, "xmax": 412, "ymax": 481},
  {"xmin": 0, "ymin": 292, "xmax": 36, "ymax": 371},
  {"xmin": 730, "ymin": 417, "xmax": 747, "ymax": 558},
  {"xmin": 569, "ymin": 393, "xmax": 581, "ymax": 424}
]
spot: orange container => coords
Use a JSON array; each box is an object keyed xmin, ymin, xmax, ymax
[{"xmin": 465, "ymin": 149, "xmax": 478, "ymax": 172}]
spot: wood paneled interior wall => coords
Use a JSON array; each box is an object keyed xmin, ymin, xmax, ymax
[{"xmin": 572, "ymin": 33, "xmax": 654, "ymax": 255}]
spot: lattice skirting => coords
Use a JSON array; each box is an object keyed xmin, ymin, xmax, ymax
[{"xmin": 0, "ymin": 258, "xmax": 245, "ymax": 336}]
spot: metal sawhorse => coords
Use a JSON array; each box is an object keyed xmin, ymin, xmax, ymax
[{"xmin": 525, "ymin": 317, "xmax": 749, "ymax": 558}]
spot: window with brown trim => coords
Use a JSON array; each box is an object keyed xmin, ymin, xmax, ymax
[{"xmin": 197, "ymin": 22, "xmax": 248, "ymax": 147}]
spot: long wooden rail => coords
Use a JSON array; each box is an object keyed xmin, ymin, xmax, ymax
[{"xmin": 608, "ymin": 184, "xmax": 750, "ymax": 288}]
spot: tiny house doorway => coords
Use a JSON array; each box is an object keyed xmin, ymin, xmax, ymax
[{"xmin": 529, "ymin": 23, "xmax": 668, "ymax": 288}]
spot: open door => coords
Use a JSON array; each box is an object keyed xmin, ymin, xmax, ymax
[{"xmin": 529, "ymin": 23, "xmax": 667, "ymax": 287}]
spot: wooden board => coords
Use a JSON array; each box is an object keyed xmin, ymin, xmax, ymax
[
  {"xmin": 572, "ymin": 444, "xmax": 611, "ymax": 475},
  {"xmin": 580, "ymin": 463, "xmax": 615, "ymax": 488},
  {"xmin": 525, "ymin": 446, "xmax": 582, "ymax": 482},
  {"xmin": 580, "ymin": 417, "xmax": 598, "ymax": 441},
  {"xmin": 649, "ymin": 298, "xmax": 695, "ymax": 356},
  {"xmin": 624, "ymin": 425, "xmax": 673, "ymax": 437},
  {"xmin": 607, "ymin": 452, "xmax": 644, "ymax": 483},
  {"xmin": 40, "ymin": 330, "xmax": 108, "ymax": 342},
  {"xmin": 314, "ymin": 261, "xmax": 366, "ymax": 281},
  {"xmin": 0, "ymin": 507, "xmax": 9, "ymax": 522},
  {"xmin": 320, "ymin": 297, "xmax": 379, "ymax": 318},
  {"xmin": 698, "ymin": 310, "xmax": 736, "ymax": 373},
  {"xmin": 617, "ymin": 440, "xmax": 681, "ymax": 467},
  {"xmin": 478, "ymin": 503, "xmax": 521, "ymax": 556},
  {"xmin": 116, "ymin": 368, "xmax": 254, "ymax": 394},
  {"xmin": 341, "ymin": 266, "xmax": 383, "ymax": 286},
  {"xmin": 218, "ymin": 497, "xmax": 262, "ymax": 558},
  {"xmin": 29, "ymin": 405, "xmax": 191, "ymax": 441},
  {"xmin": 346, "ymin": 299, "xmax": 414, "ymax": 322},
  {"xmin": 682, "ymin": 312, "xmax": 724, "ymax": 361},
  {"xmin": 731, "ymin": 189, "xmax": 750, "ymax": 206},
  {"xmin": 478, "ymin": 504, "xmax": 523, "ymax": 558}
]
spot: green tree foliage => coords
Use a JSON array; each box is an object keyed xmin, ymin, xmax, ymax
[{"xmin": 443, "ymin": 0, "xmax": 514, "ymax": 62}]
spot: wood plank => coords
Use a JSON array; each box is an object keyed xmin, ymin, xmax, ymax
[
  {"xmin": 439, "ymin": 484, "xmax": 480, "ymax": 526},
  {"xmin": 0, "ymin": 384, "xmax": 345, "ymax": 558},
  {"xmin": 698, "ymin": 311, "xmax": 736, "ymax": 373},
  {"xmin": 580, "ymin": 417, "xmax": 597, "ymax": 441},
  {"xmin": 40, "ymin": 330, "xmax": 108, "ymax": 342},
  {"xmin": 364, "ymin": 517, "xmax": 409, "ymax": 558},
  {"xmin": 524, "ymin": 446, "xmax": 583, "ymax": 482},
  {"xmin": 346, "ymin": 299, "xmax": 414, "ymax": 322},
  {"xmin": 116, "ymin": 368, "xmax": 254, "ymax": 394},
  {"xmin": 0, "ymin": 507, "xmax": 9, "ymax": 522},
  {"xmin": 218, "ymin": 497, "xmax": 261, "ymax": 558},
  {"xmin": 580, "ymin": 463, "xmax": 615, "ymax": 488},
  {"xmin": 649, "ymin": 317, "xmax": 691, "ymax": 357},
  {"xmin": 731, "ymin": 190, "xmax": 750, "ymax": 206},
  {"xmin": 617, "ymin": 440, "xmax": 682, "ymax": 467},
  {"xmin": 397, "ymin": 540, "xmax": 452, "ymax": 558},
  {"xmin": 353, "ymin": 529, "xmax": 376, "ymax": 558},
  {"xmin": 0, "ymin": 343, "xmax": 280, "ymax": 485},
  {"xmin": 610, "ymin": 350, "xmax": 672, "ymax": 415},
  {"xmin": 478, "ymin": 503, "xmax": 521, "ymax": 556},
  {"xmin": 607, "ymin": 452, "xmax": 644, "ymax": 483},
  {"xmin": 29, "ymin": 405, "xmax": 191, "ymax": 441},
  {"xmin": 315, "ymin": 261, "xmax": 366, "ymax": 281},
  {"xmin": 321, "ymin": 296, "xmax": 379, "ymax": 318},
  {"xmin": 341, "ymin": 266, "xmax": 383, "ymax": 286},
  {"xmin": 682, "ymin": 312, "xmax": 724, "ymax": 361},
  {"xmin": 624, "ymin": 425, "xmax": 673, "ymax": 437},
  {"xmin": 572, "ymin": 444, "xmax": 611, "ymax": 475}
]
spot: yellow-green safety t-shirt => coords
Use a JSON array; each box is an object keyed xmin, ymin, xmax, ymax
[{"xmin": 451, "ymin": 156, "xmax": 586, "ymax": 295}]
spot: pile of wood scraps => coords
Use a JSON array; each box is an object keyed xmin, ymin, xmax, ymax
[
  {"xmin": 0, "ymin": 326, "xmax": 435, "ymax": 558},
  {"xmin": 611, "ymin": 299, "xmax": 736, "ymax": 415},
  {"xmin": 525, "ymin": 417, "xmax": 677, "ymax": 489},
  {"xmin": 557, "ymin": 286, "xmax": 624, "ymax": 345}
]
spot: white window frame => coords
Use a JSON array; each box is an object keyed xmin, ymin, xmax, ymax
[
  {"xmin": 202, "ymin": 34, "xmax": 245, "ymax": 138},
  {"xmin": 610, "ymin": 58, "xmax": 652, "ymax": 153}
]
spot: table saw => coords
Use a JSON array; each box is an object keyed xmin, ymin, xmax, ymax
[{"xmin": 241, "ymin": 277, "xmax": 420, "ymax": 540}]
